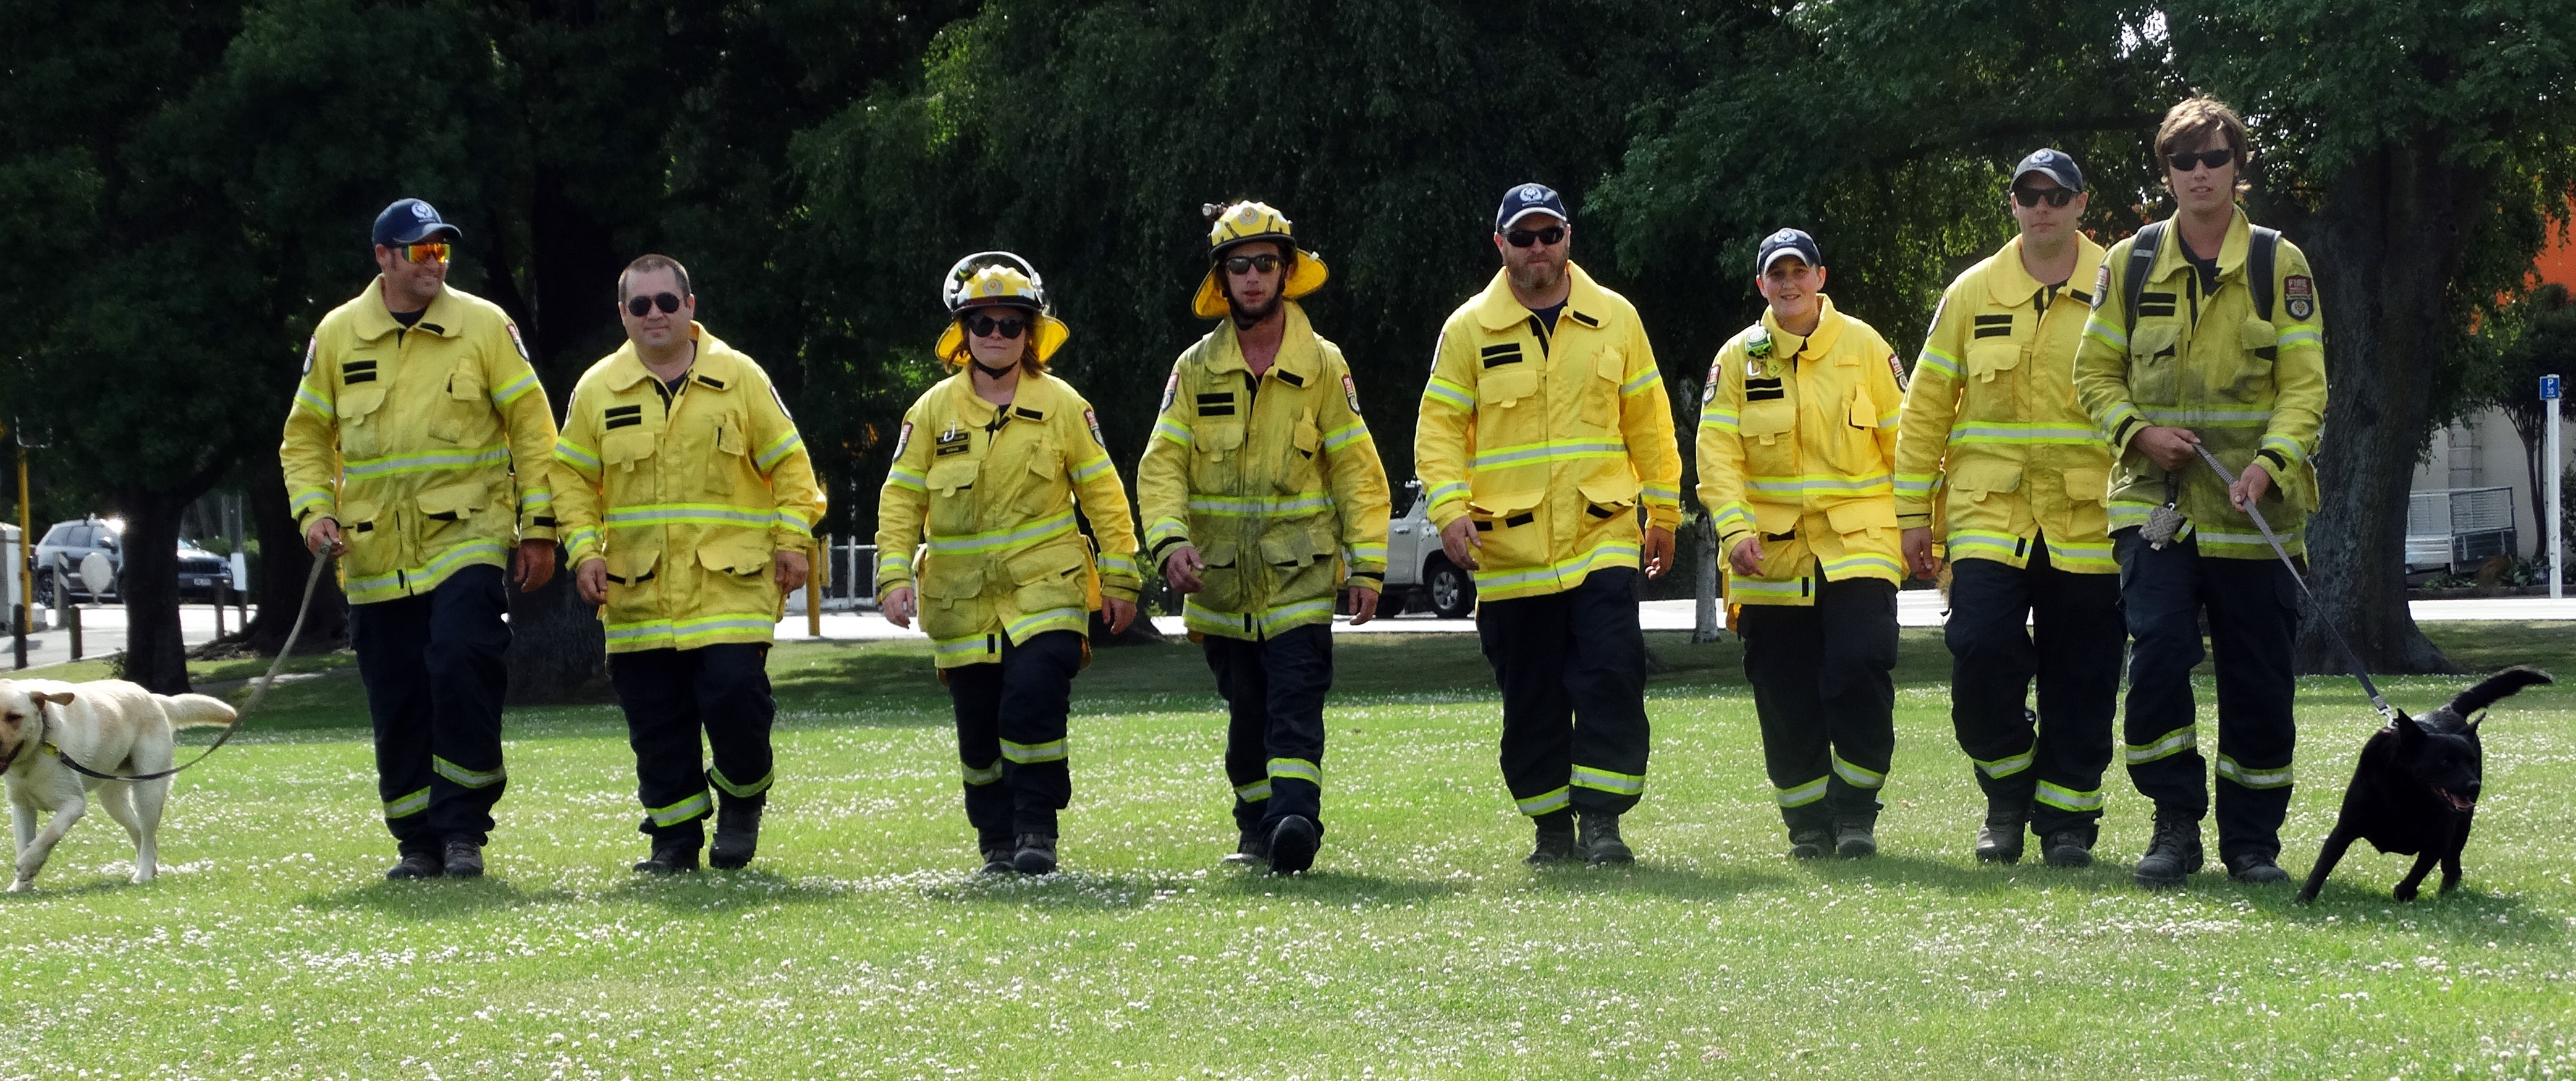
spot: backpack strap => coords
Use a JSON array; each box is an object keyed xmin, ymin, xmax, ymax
[
  {"xmin": 2122, "ymin": 220, "xmax": 2167, "ymax": 341},
  {"xmin": 2247, "ymin": 225, "xmax": 2281, "ymax": 321}
]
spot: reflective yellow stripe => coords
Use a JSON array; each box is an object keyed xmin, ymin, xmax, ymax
[
  {"xmin": 2216, "ymin": 755, "xmax": 2293, "ymax": 789},
  {"xmin": 1471, "ymin": 439, "xmax": 1626, "ymax": 470},
  {"xmin": 489, "ymin": 371, "xmax": 539, "ymax": 407},
  {"xmin": 961, "ymin": 760, "xmax": 1002, "ymax": 786},
  {"xmin": 604, "ymin": 613, "xmax": 779, "ymax": 648},
  {"xmin": 1188, "ymin": 493, "xmax": 1331, "ymax": 517},
  {"xmin": 604, "ymin": 503, "xmax": 777, "ymax": 528},
  {"xmin": 554, "ymin": 438, "xmax": 602, "ymax": 470},
  {"xmin": 1235, "ymin": 778, "xmax": 1273, "ymax": 802},
  {"xmin": 290, "ymin": 487, "xmax": 334, "ymax": 515},
  {"xmin": 1618, "ymin": 368, "xmax": 1662, "ymax": 396},
  {"xmin": 1322, "ymin": 420, "xmax": 1371, "ymax": 451},
  {"xmin": 1745, "ymin": 473, "xmax": 1893, "ymax": 497},
  {"xmin": 2124, "ymin": 726, "xmax": 2197, "ymax": 765},
  {"xmin": 1472, "ymin": 541, "xmax": 1640, "ymax": 593},
  {"xmin": 1775, "ymin": 775, "xmax": 1828, "ymax": 807},
  {"xmin": 709, "ymin": 766, "xmax": 774, "ymax": 798},
  {"xmin": 384, "ymin": 787, "xmax": 430, "ymax": 818},
  {"xmin": 754, "ymin": 430, "xmax": 806, "ymax": 470},
  {"xmin": 343, "ymin": 443, "xmax": 509, "ymax": 480},
  {"xmin": 1000, "ymin": 737, "xmax": 1066, "ymax": 764},
  {"xmin": 1007, "ymin": 608, "xmax": 1088, "ymax": 641},
  {"xmin": 1570, "ymin": 765, "xmax": 1644, "ymax": 796},
  {"xmin": 648, "ymin": 791, "xmax": 711, "ymax": 827},
  {"xmin": 1914, "ymin": 347, "xmax": 1961, "ymax": 380},
  {"xmin": 1267, "ymin": 758, "xmax": 1321, "ymax": 787},
  {"xmin": 927, "ymin": 511, "xmax": 1076, "ymax": 556},
  {"xmin": 1422, "ymin": 377, "xmax": 1474, "ymax": 410},
  {"xmin": 1831, "ymin": 753, "xmax": 1885, "ymax": 789},
  {"xmin": 432, "ymin": 755, "xmax": 505, "ymax": 789},
  {"xmin": 2034, "ymin": 780, "xmax": 2104, "ymax": 812},
  {"xmin": 1699, "ymin": 409, "xmax": 1740, "ymax": 432},
  {"xmin": 1946, "ymin": 422, "xmax": 2108, "ymax": 445},
  {"xmin": 1972, "ymin": 742, "xmax": 2035, "ymax": 779},
  {"xmin": 885, "ymin": 466, "xmax": 927, "ymax": 492},
  {"xmin": 344, "ymin": 539, "xmax": 507, "ymax": 603},
  {"xmin": 1152, "ymin": 418, "xmax": 1193, "ymax": 446},
  {"xmin": 1516, "ymin": 786, "xmax": 1571, "ymax": 816},
  {"xmin": 295, "ymin": 384, "xmax": 335, "ymax": 418}
]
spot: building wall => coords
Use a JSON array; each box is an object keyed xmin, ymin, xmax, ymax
[{"xmin": 2412, "ymin": 406, "xmax": 2575, "ymax": 559}]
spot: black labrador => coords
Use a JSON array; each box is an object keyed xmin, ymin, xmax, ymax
[{"xmin": 2297, "ymin": 666, "xmax": 2553, "ymax": 904}]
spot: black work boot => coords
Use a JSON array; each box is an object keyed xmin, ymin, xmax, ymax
[
  {"xmin": 979, "ymin": 837, "xmax": 1015, "ymax": 875},
  {"xmin": 1974, "ymin": 799, "xmax": 2031, "ymax": 864},
  {"xmin": 2041, "ymin": 829, "xmax": 2096, "ymax": 868},
  {"xmin": 1267, "ymin": 815, "xmax": 1320, "ymax": 875},
  {"xmin": 633, "ymin": 838, "xmax": 700, "ymax": 875},
  {"xmin": 1012, "ymin": 833, "xmax": 1058, "ymax": 876},
  {"xmin": 386, "ymin": 849, "xmax": 444, "ymax": 880},
  {"xmin": 1222, "ymin": 828, "xmax": 1270, "ymax": 866},
  {"xmin": 441, "ymin": 838, "xmax": 485, "ymax": 879},
  {"xmin": 1526, "ymin": 812, "xmax": 1576, "ymax": 865},
  {"xmin": 709, "ymin": 799, "xmax": 762, "ymax": 871},
  {"xmin": 2134, "ymin": 810, "xmax": 2204, "ymax": 888},
  {"xmin": 1788, "ymin": 826, "xmax": 1833, "ymax": 860},
  {"xmin": 2226, "ymin": 852, "xmax": 2290, "ymax": 885},
  {"xmin": 1834, "ymin": 818, "xmax": 1878, "ymax": 858},
  {"xmin": 1579, "ymin": 811, "xmax": 1634, "ymax": 865}
]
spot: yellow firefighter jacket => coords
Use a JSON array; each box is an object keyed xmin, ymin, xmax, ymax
[
  {"xmin": 1415, "ymin": 263, "xmax": 1684, "ymax": 602},
  {"xmin": 1893, "ymin": 234, "xmax": 2118, "ymax": 574},
  {"xmin": 1696, "ymin": 296, "xmax": 1906, "ymax": 605},
  {"xmin": 875, "ymin": 371, "xmax": 1143, "ymax": 668},
  {"xmin": 1135, "ymin": 302, "xmax": 1392, "ymax": 640},
  {"xmin": 550, "ymin": 324, "xmax": 826, "ymax": 653},
  {"xmin": 2072, "ymin": 208, "xmax": 2327, "ymax": 559},
  {"xmin": 281, "ymin": 278, "xmax": 559, "ymax": 605}
]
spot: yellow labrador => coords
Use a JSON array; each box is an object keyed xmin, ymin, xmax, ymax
[{"xmin": 0, "ymin": 679, "xmax": 234, "ymax": 891}]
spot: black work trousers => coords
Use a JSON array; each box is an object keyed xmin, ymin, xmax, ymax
[
  {"xmin": 1944, "ymin": 540, "xmax": 2124, "ymax": 839},
  {"xmin": 1738, "ymin": 571, "xmax": 1898, "ymax": 831},
  {"xmin": 1476, "ymin": 567, "xmax": 1650, "ymax": 820},
  {"xmin": 2116, "ymin": 528, "xmax": 2299, "ymax": 865},
  {"xmin": 609, "ymin": 643, "xmax": 777, "ymax": 846},
  {"xmin": 1203, "ymin": 622, "xmax": 1332, "ymax": 835},
  {"xmin": 350, "ymin": 563, "xmax": 510, "ymax": 852},
  {"xmin": 944, "ymin": 629, "xmax": 1084, "ymax": 844}
]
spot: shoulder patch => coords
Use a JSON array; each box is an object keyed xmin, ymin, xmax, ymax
[
  {"xmin": 1888, "ymin": 353, "xmax": 1909, "ymax": 392},
  {"xmin": 2284, "ymin": 274, "xmax": 2315, "ymax": 321},
  {"xmin": 505, "ymin": 321, "xmax": 528, "ymax": 360},
  {"xmin": 1341, "ymin": 373, "xmax": 1362, "ymax": 415},
  {"xmin": 892, "ymin": 420, "xmax": 913, "ymax": 459},
  {"xmin": 302, "ymin": 335, "xmax": 316, "ymax": 376},
  {"xmin": 1430, "ymin": 330, "xmax": 1446, "ymax": 372},
  {"xmin": 1924, "ymin": 295, "xmax": 1946, "ymax": 341},
  {"xmin": 2090, "ymin": 261, "xmax": 2113, "ymax": 309},
  {"xmin": 1160, "ymin": 370, "xmax": 1179, "ymax": 412},
  {"xmin": 1702, "ymin": 362, "xmax": 1720, "ymax": 405},
  {"xmin": 1084, "ymin": 407, "xmax": 1105, "ymax": 449},
  {"xmin": 771, "ymin": 383, "xmax": 793, "ymax": 420}
]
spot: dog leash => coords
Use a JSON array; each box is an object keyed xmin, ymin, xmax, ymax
[
  {"xmin": 38, "ymin": 555, "xmax": 331, "ymax": 782},
  {"xmin": 2190, "ymin": 443, "xmax": 2397, "ymax": 724}
]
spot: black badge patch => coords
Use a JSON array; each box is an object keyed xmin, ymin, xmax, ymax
[{"xmin": 2284, "ymin": 274, "xmax": 2315, "ymax": 321}]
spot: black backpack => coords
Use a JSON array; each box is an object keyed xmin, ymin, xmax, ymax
[{"xmin": 2121, "ymin": 219, "xmax": 2281, "ymax": 339}]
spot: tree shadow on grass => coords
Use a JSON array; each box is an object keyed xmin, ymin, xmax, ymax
[
  {"xmin": 1515, "ymin": 860, "xmax": 1796, "ymax": 901},
  {"xmin": 0, "ymin": 876, "xmax": 143, "ymax": 902},
  {"xmin": 297, "ymin": 876, "xmax": 587, "ymax": 919},
  {"xmin": 2254, "ymin": 875, "xmax": 2562, "ymax": 943}
]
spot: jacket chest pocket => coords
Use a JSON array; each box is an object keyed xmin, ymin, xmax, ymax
[
  {"xmin": 1283, "ymin": 410, "xmax": 1322, "ymax": 492},
  {"xmin": 703, "ymin": 412, "xmax": 749, "ymax": 494},
  {"xmin": 2219, "ymin": 316, "xmax": 2278, "ymax": 402},
  {"xmin": 1013, "ymin": 433, "xmax": 1067, "ymax": 516},
  {"xmin": 1476, "ymin": 365, "xmax": 1540, "ymax": 413},
  {"xmin": 1191, "ymin": 418, "xmax": 1246, "ymax": 493},
  {"xmin": 2127, "ymin": 321, "xmax": 2182, "ymax": 405},
  {"xmin": 429, "ymin": 367, "xmax": 488, "ymax": 444},
  {"xmin": 1738, "ymin": 394, "xmax": 1799, "ymax": 473},
  {"xmin": 926, "ymin": 456, "xmax": 983, "ymax": 536},
  {"xmin": 1580, "ymin": 347, "xmax": 1625, "ymax": 430},
  {"xmin": 602, "ymin": 428, "xmax": 661, "ymax": 501},
  {"xmin": 1966, "ymin": 339, "xmax": 2022, "ymax": 384},
  {"xmin": 337, "ymin": 386, "xmax": 391, "ymax": 459}
]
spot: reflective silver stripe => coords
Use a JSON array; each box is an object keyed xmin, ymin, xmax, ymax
[
  {"xmin": 1000, "ymin": 737, "xmax": 1066, "ymax": 764},
  {"xmin": 1515, "ymin": 786, "xmax": 1570, "ymax": 816},
  {"xmin": 432, "ymin": 755, "xmax": 505, "ymax": 789},
  {"xmin": 1234, "ymin": 778, "xmax": 1273, "ymax": 802},
  {"xmin": 961, "ymin": 760, "xmax": 1002, "ymax": 786},
  {"xmin": 926, "ymin": 511, "xmax": 1076, "ymax": 555},
  {"xmin": 2215, "ymin": 755, "xmax": 2293, "ymax": 789},
  {"xmin": 1471, "ymin": 439, "xmax": 1625, "ymax": 469},
  {"xmin": 2034, "ymin": 780, "xmax": 2105, "ymax": 812},
  {"xmin": 1570, "ymin": 765, "xmax": 1644, "ymax": 795},
  {"xmin": 709, "ymin": 766, "xmax": 774, "ymax": 798},
  {"xmin": 1831, "ymin": 753, "xmax": 1885, "ymax": 789},
  {"xmin": 648, "ymin": 791, "xmax": 712, "ymax": 826},
  {"xmin": 2139, "ymin": 408, "xmax": 2271, "ymax": 425},
  {"xmin": 2124, "ymin": 726, "xmax": 2198, "ymax": 765},
  {"xmin": 1774, "ymin": 776, "xmax": 1828, "ymax": 807},
  {"xmin": 384, "ymin": 787, "xmax": 430, "ymax": 819},
  {"xmin": 1267, "ymin": 758, "xmax": 1321, "ymax": 786},
  {"xmin": 1973, "ymin": 744, "xmax": 2035, "ymax": 779}
]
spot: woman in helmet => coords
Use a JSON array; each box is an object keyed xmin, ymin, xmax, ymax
[{"xmin": 874, "ymin": 252, "xmax": 1144, "ymax": 875}]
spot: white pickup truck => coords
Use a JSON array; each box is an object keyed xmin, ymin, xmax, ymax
[{"xmin": 1380, "ymin": 480, "xmax": 1477, "ymax": 618}]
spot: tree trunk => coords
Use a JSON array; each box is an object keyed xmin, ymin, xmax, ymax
[
  {"xmin": 113, "ymin": 489, "xmax": 195, "ymax": 693},
  {"xmin": 505, "ymin": 545, "xmax": 605, "ymax": 703},
  {"xmin": 2293, "ymin": 140, "xmax": 2483, "ymax": 675},
  {"xmin": 242, "ymin": 452, "xmax": 347, "ymax": 655}
]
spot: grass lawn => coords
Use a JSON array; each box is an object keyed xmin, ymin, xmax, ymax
[{"xmin": 4, "ymin": 622, "xmax": 2575, "ymax": 1079}]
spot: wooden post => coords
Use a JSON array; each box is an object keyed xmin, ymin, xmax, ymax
[
  {"xmin": 213, "ymin": 580, "xmax": 227, "ymax": 638},
  {"xmin": 64, "ymin": 574, "xmax": 80, "ymax": 661},
  {"xmin": 805, "ymin": 534, "xmax": 826, "ymax": 638},
  {"xmin": 13, "ymin": 445, "xmax": 27, "ymax": 669}
]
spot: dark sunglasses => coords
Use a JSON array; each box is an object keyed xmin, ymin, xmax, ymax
[
  {"xmin": 2012, "ymin": 186, "xmax": 2079, "ymax": 208},
  {"xmin": 2166, "ymin": 148, "xmax": 2234, "ymax": 172},
  {"xmin": 1505, "ymin": 226, "xmax": 1567, "ymax": 248},
  {"xmin": 623, "ymin": 292, "xmax": 683, "ymax": 317},
  {"xmin": 1223, "ymin": 253, "xmax": 1283, "ymax": 275},
  {"xmin": 965, "ymin": 313, "xmax": 1027, "ymax": 339}
]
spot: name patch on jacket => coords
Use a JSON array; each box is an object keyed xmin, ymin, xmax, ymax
[
  {"xmin": 1195, "ymin": 392, "xmax": 1236, "ymax": 417},
  {"xmin": 935, "ymin": 428, "xmax": 970, "ymax": 456},
  {"xmin": 1480, "ymin": 342, "xmax": 1524, "ymax": 368}
]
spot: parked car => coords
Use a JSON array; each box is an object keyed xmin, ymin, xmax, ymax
[
  {"xmin": 1380, "ymin": 480, "xmax": 1477, "ymax": 618},
  {"xmin": 32, "ymin": 516, "xmax": 232, "ymax": 603}
]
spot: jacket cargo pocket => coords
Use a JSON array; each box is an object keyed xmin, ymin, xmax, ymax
[
  {"xmin": 926, "ymin": 457, "xmax": 982, "ymax": 537},
  {"xmin": 602, "ymin": 547, "xmax": 664, "ymax": 627},
  {"xmin": 2061, "ymin": 467, "xmax": 2110, "ymax": 540},
  {"xmin": 1825, "ymin": 498, "xmax": 1898, "ymax": 543},
  {"xmin": 1259, "ymin": 515, "xmax": 1323, "ymax": 568},
  {"xmin": 1191, "ymin": 418, "xmax": 1245, "ymax": 493},
  {"xmin": 2127, "ymin": 321, "xmax": 2182, "ymax": 405},
  {"xmin": 1007, "ymin": 540, "xmax": 1089, "ymax": 616},
  {"xmin": 431, "ymin": 367, "xmax": 487, "ymax": 444},
  {"xmin": 697, "ymin": 533, "xmax": 778, "ymax": 617},
  {"xmin": 1752, "ymin": 501, "xmax": 1800, "ymax": 538},
  {"xmin": 416, "ymin": 481, "xmax": 491, "ymax": 545},
  {"xmin": 1577, "ymin": 473, "xmax": 1641, "ymax": 524},
  {"xmin": 917, "ymin": 554, "xmax": 987, "ymax": 642},
  {"xmin": 338, "ymin": 499, "xmax": 396, "ymax": 580},
  {"xmin": 1477, "ymin": 366, "xmax": 1539, "ymax": 410},
  {"xmin": 1194, "ymin": 537, "xmax": 1247, "ymax": 613},
  {"xmin": 1467, "ymin": 488, "xmax": 1547, "ymax": 570},
  {"xmin": 1581, "ymin": 348, "xmax": 1624, "ymax": 430},
  {"xmin": 1015, "ymin": 433, "xmax": 1066, "ymax": 517},
  {"xmin": 1951, "ymin": 460, "xmax": 2022, "ymax": 505},
  {"xmin": 1966, "ymin": 339, "xmax": 2021, "ymax": 384},
  {"xmin": 337, "ymin": 386, "xmax": 391, "ymax": 459}
]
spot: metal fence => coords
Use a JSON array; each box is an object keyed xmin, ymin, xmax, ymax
[{"xmin": 2405, "ymin": 486, "xmax": 2518, "ymax": 572}]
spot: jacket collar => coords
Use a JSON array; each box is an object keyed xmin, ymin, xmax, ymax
[
  {"xmin": 1471, "ymin": 261, "xmax": 1616, "ymax": 333},
  {"xmin": 603, "ymin": 323, "xmax": 743, "ymax": 393},
  {"xmin": 1201, "ymin": 302, "xmax": 1322, "ymax": 386},
  {"xmin": 936, "ymin": 365, "xmax": 1058, "ymax": 428},
  {"xmin": 1762, "ymin": 294, "xmax": 1846, "ymax": 361},
  {"xmin": 350, "ymin": 276, "xmax": 468, "ymax": 341},
  {"xmin": 2148, "ymin": 206, "xmax": 2252, "ymax": 284},
  {"xmin": 1987, "ymin": 234, "xmax": 2110, "ymax": 308}
]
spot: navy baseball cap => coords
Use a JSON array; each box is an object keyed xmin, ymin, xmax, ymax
[
  {"xmin": 1754, "ymin": 228, "xmax": 1822, "ymax": 275},
  {"xmin": 2011, "ymin": 148, "xmax": 2085, "ymax": 192},
  {"xmin": 373, "ymin": 198, "xmax": 462, "ymax": 247},
  {"xmin": 1494, "ymin": 182, "xmax": 1570, "ymax": 232}
]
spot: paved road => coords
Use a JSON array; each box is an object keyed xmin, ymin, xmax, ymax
[{"xmin": 7, "ymin": 602, "xmax": 253, "ymax": 673}]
